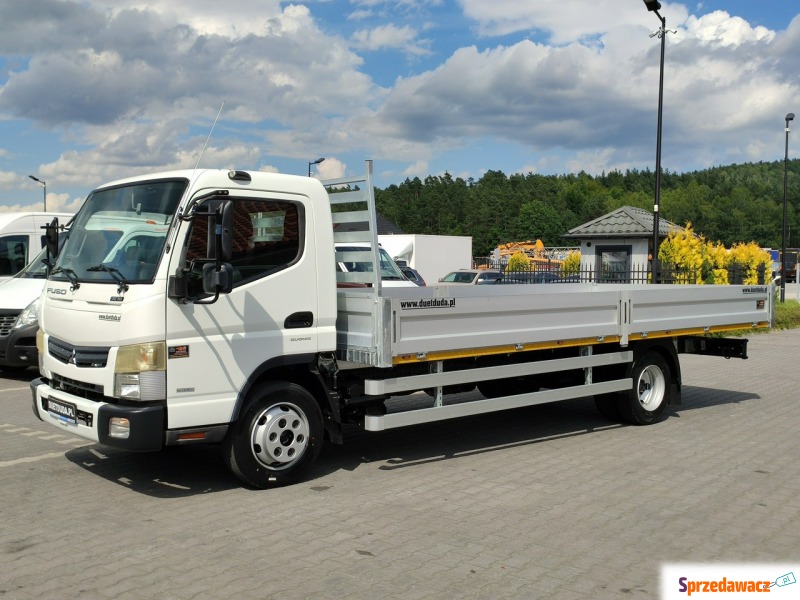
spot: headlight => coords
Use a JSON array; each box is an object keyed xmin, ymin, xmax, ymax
[
  {"xmin": 115, "ymin": 341, "xmax": 167, "ymax": 373},
  {"xmin": 114, "ymin": 341, "xmax": 167, "ymax": 401},
  {"xmin": 14, "ymin": 297, "xmax": 41, "ymax": 329}
]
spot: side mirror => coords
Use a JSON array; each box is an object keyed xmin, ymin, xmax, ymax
[
  {"xmin": 202, "ymin": 262, "xmax": 233, "ymax": 295},
  {"xmin": 204, "ymin": 200, "xmax": 233, "ymax": 262},
  {"xmin": 219, "ymin": 201, "xmax": 233, "ymax": 262},
  {"xmin": 44, "ymin": 217, "xmax": 60, "ymax": 258}
]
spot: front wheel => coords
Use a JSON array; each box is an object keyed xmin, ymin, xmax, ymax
[
  {"xmin": 615, "ymin": 352, "xmax": 671, "ymax": 425},
  {"xmin": 223, "ymin": 382, "xmax": 323, "ymax": 489}
]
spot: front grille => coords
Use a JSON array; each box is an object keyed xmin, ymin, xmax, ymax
[
  {"xmin": 51, "ymin": 373, "xmax": 105, "ymax": 402},
  {"xmin": 0, "ymin": 312, "xmax": 19, "ymax": 337},
  {"xmin": 49, "ymin": 337, "xmax": 110, "ymax": 368}
]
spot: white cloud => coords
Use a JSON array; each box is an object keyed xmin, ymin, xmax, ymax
[
  {"xmin": 0, "ymin": 192, "xmax": 79, "ymax": 214},
  {"xmin": 400, "ymin": 159, "xmax": 430, "ymax": 179},
  {"xmin": 0, "ymin": 0, "xmax": 799, "ymax": 207},
  {"xmin": 458, "ymin": 0, "xmax": 690, "ymax": 43},
  {"xmin": 313, "ymin": 157, "xmax": 347, "ymax": 180},
  {"xmin": 0, "ymin": 171, "xmax": 18, "ymax": 187},
  {"xmin": 0, "ymin": 2, "xmax": 382, "ymax": 191},
  {"xmin": 348, "ymin": 9, "xmax": 374, "ymax": 21},
  {"xmin": 90, "ymin": 0, "xmax": 284, "ymax": 37},
  {"xmin": 353, "ymin": 6, "xmax": 799, "ymax": 178},
  {"xmin": 351, "ymin": 24, "xmax": 428, "ymax": 54},
  {"xmin": 686, "ymin": 11, "xmax": 775, "ymax": 45}
]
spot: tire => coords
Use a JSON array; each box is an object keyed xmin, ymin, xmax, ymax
[
  {"xmin": 223, "ymin": 382, "xmax": 323, "ymax": 489},
  {"xmin": 593, "ymin": 393, "xmax": 623, "ymax": 422},
  {"xmin": 615, "ymin": 352, "xmax": 671, "ymax": 425}
]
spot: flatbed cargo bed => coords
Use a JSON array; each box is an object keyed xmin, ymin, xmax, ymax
[
  {"xmin": 336, "ymin": 282, "xmax": 771, "ymax": 368},
  {"xmin": 327, "ymin": 163, "xmax": 771, "ymax": 370}
]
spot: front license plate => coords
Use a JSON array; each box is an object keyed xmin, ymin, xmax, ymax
[{"xmin": 46, "ymin": 397, "xmax": 77, "ymax": 425}]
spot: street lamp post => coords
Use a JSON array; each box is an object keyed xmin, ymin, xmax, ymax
[
  {"xmin": 643, "ymin": 0, "xmax": 672, "ymax": 283},
  {"xmin": 29, "ymin": 175, "xmax": 46, "ymax": 211},
  {"xmin": 781, "ymin": 112, "xmax": 794, "ymax": 303},
  {"xmin": 308, "ymin": 157, "xmax": 325, "ymax": 177}
]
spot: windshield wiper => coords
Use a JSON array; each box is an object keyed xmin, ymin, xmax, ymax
[
  {"xmin": 87, "ymin": 263, "xmax": 130, "ymax": 293},
  {"xmin": 51, "ymin": 266, "xmax": 81, "ymax": 291}
]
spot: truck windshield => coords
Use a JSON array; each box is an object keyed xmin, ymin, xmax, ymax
[{"xmin": 51, "ymin": 179, "xmax": 186, "ymax": 285}]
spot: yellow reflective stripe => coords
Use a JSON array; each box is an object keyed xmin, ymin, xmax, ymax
[{"xmin": 392, "ymin": 336, "xmax": 622, "ymax": 365}]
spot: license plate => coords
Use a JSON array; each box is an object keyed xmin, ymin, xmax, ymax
[{"xmin": 46, "ymin": 397, "xmax": 77, "ymax": 425}]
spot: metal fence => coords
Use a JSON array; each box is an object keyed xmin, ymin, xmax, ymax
[{"xmin": 474, "ymin": 261, "xmax": 768, "ymax": 286}]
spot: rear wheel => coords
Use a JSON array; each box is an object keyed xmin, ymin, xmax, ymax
[
  {"xmin": 223, "ymin": 382, "xmax": 323, "ymax": 489},
  {"xmin": 616, "ymin": 352, "xmax": 671, "ymax": 425}
]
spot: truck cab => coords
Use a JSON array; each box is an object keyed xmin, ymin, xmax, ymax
[{"xmin": 33, "ymin": 169, "xmax": 338, "ymax": 456}]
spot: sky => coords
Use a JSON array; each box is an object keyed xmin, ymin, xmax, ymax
[{"xmin": 0, "ymin": 0, "xmax": 798, "ymax": 214}]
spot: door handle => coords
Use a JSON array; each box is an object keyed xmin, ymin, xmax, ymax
[{"xmin": 284, "ymin": 312, "xmax": 314, "ymax": 329}]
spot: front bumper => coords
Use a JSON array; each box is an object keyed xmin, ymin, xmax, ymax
[
  {"xmin": 0, "ymin": 322, "xmax": 38, "ymax": 368},
  {"xmin": 31, "ymin": 378, "xmax": 165, "ymax": 451}
]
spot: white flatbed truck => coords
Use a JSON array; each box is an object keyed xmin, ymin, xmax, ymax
[{"xmin": 31, "ymin": 161, "xmax": 773, "ymax": 488}]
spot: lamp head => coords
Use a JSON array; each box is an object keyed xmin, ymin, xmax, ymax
[
  {"xmin": 787, "ymin": 113, "xmax": 795, "ymax": 122},
  {"xmin": 643, "ymin": 0, "xmax": 662, "ymax": 11}
]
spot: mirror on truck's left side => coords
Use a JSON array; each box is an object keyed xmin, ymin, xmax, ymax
[
  {"xmin": 200, "ymin": 199, "xmax": 233, "ymax": 262},
  {"xmin": 197, "ymin": 200, "xmax": 234, "ymax": 302},
  {"xmin": 168, "ymin": 197, "xmax": 234, "ymax": 304},
  {"xmin": 43, "ymin": 217, "xmax": 60, "ymax": 258},
  {"xmin": 202, "ymin": 262, "xmax": 233, "ymax": 295},
  {"xmin": 219, "ymin": 200, "xmax": 233, "ymax": 263}
]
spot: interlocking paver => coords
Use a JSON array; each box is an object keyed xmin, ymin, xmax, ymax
[{"xmin": 1, "ymin": 328, "xmax": 799, "ymax": 599}]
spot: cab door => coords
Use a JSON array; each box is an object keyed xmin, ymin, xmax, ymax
[{"xmin": 164, "ymin": 195, "xmax": 320, "ymax": 429}]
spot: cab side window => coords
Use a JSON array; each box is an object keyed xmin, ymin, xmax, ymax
[{"xmin": 185, "ymin": 199, "xmax": 303, "ymax": 296}]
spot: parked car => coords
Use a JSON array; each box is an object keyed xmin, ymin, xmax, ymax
[
  {"xmin": 438, "ymin": 269, "xmax": 503, "ymax": 285},
  {"xmin": 0, "ymin": 237, "xmax": 64, "ymax": 372},
  {"xmin": 399, "ymin": 266, "xmax": 426, "ymax": 286},
  {"xmin": 335, "ymin": 243, "xmax": 416, "ymax": 287}
]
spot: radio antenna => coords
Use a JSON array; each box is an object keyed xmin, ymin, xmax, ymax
[{"xmin": 194, "ymin": 101, "xmax": 225, "ymax": 169}]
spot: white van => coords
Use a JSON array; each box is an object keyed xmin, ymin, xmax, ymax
[
  {"xmin": 0, "ymin": 213, "xmax": 166, "ymax": 371},
  {"xmin": 0, "ymin": 243, "xmax": 56, "ymax": 371},
  {"xmin": 0, "ymin": 212, "xmax": 72, "ymax": 279}
]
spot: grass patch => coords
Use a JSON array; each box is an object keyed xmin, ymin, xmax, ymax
[{"xmin": 774, "ymin": 299, "xmax": 800, "ymax": 330}]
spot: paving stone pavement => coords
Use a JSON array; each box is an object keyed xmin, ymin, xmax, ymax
[{"xmin": 1, "ymin": 329, "xmax": 798, "ymax": 599}]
